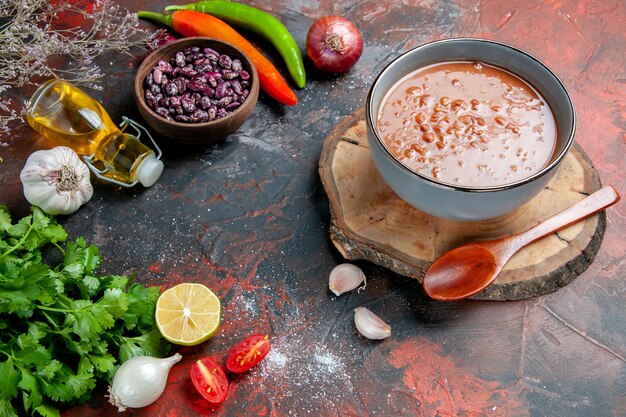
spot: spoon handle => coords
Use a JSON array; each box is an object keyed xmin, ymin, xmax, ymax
[{"xmin": 516, "ymin": 186, "xmax": 620, "ymax": 248}]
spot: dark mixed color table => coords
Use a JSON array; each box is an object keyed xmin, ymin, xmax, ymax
[{"xmin": 1, "ymin": 1, "xmax": 625, "ymax": 416}]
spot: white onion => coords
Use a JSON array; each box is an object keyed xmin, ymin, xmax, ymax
[{"xmin": 108, "ymin": 353, "xmax": 182, "ymax": 412}]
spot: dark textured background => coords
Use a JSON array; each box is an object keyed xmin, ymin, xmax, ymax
[{"xmin": 1, "ymin": 1, "xmax": 625, "ymax": 416}]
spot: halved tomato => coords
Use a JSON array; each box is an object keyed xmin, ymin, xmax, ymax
[
  {"xmin": 189, "ymin": 357, "xmax": 229, "ymax": 404},
  {"xmin": 226, "ymin": 334, "xmax": 271, "ymax": 373}
]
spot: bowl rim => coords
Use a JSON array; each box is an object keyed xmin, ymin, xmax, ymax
[
  {"xmin": 135, "ymin": 36, "xmax": 258, "ymax": 128},
  {"xmin": 366, "ymin": 37, "xmax": 577, "ymax": 193}
]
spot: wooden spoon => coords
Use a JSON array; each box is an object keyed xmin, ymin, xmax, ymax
[{"xmin": 422, "ymin": 186, "xmax": 620, "ymax": 301}]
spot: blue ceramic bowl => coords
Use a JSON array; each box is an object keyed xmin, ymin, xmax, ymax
[{"xmin": 366, "ymin": 38, "xmax": 576, "ymax": 221}]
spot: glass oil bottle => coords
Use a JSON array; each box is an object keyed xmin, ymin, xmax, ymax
[{"xmin": 27, "ymin": 79, "xmax": 164, "ymax": 187}]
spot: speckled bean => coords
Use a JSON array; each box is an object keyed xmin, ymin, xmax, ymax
[
  {"xmin": 215, "ymin": 82, "xmax": 227, "ymax": 99},
  {"xmin": 221, "ymin": 69, "xmax": 238, "ymax": 80},
  {"xmin": 203, "ymin": 47, "xmax": 219, "ymax": 58},
  {"xmin": 226, "ymin": 102, "xmax": 241, "ymax": 112},
  {"xmin": 231, "ymin": 59, "xmax": 242, "ymax": 72},
  {"xmin": 218, "ymin": 54, "xmax": 232, "ymax": 69},
  {"xmin": 181, "ymin": 97, "xmax": 196, "ymax": 113},
  {"xmin": 156, "ymin": 107, "xmax": 170, "ymax": 119},
  {"xmin": 175, "ymin": 52, "xmax": 186, "ymax": 67},
  {"xmin": 157, "ymin": 60, "xmax": 173, "ymax": 73},
  {"xmin": 164, "ymin": 81, "xmax": 178, "ymax": 96},
  {"xmin": 207, "ymin": 106, "xmax": 217, "ymax": 121}
]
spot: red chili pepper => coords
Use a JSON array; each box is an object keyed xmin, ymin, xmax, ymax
[{"xmin": 138, "ymin": 10, "xmax": 297, "ymax": 106}]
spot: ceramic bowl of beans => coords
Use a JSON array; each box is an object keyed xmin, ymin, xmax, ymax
[
  {"xmin": 135, "ymin": 37, "xmax": 259, "ymax": 144},
  {"xmin": 366, "ymin": 38, "xmax": 576, "ymax": 221}
]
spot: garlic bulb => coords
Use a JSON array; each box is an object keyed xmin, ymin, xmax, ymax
[
  {"xmin": 108, "ymin": 353, "xmax": 182, "ymax": 412},
  {"xmin": 354, "ymin": 307, "xmax": 391, "ymax": 340},
  {"xmin": 329, "ymin": 263, "xmax": 366, "ymax": 296},
  {"xmin": 20, "ymin": 146, "xmax": 93, "ymax": 215}
]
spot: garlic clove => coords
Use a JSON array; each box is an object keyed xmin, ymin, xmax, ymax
[
  {"xmin": 354, "ymin": 307, "xmax": 391, "ymax": 340},
  {"xmin": 329, "ymin": 263, "xmax": 366, "ymax": 296}
]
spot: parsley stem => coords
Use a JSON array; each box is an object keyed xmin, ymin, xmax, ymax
[
  {"xmin": 37, "ymin": 305, "xmax": 75, "ymax": 313},
  {"xmin": 41, "ymin": 310, "xmax": 60, "ymax": 330},
  {"xmin": 37, "ymin": 293, "xmax": 85, "ymax": 313},
  {"xmin": 57, "ymin": 293, "xmax": 74, "ymax": 305},
  {"xmin": 51, "ymin": 240, "xmax": 65, "ymax": 256},
  {"xmin": 0, "ymin": 223, "xmax": 34, "ymax": 260}
]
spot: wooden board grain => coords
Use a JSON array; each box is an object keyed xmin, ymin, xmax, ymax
[{"xmin": 319, "ymin": 108, "xmax": 606, "ymax": 300}]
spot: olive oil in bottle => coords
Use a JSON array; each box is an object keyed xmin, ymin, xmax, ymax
[{"xmin": 27, "ymin": 79, "xmax": 163, "ymax": 187}]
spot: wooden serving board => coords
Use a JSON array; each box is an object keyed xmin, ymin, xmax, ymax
[{"xmin": 318, "ymin": 108, "xmax": 606, "ymax": 300}]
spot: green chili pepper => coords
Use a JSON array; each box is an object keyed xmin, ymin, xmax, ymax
[{"xmin": 165, "ymin": 1, "xmax": 306, "ymax": 89}]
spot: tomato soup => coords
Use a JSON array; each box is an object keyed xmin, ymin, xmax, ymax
[{"xmin": 377, "ymin": 61, "xmax": 558, "ymax": 187}]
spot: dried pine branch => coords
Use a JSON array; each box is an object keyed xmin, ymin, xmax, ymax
[{"xmin": 0, "ymin": 0, "xmax": 158, "ymax": 132}]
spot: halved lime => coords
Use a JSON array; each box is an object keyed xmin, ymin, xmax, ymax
[{"xmin": 155, "ymin": 283, "xmax": 221, "ymax": 346}]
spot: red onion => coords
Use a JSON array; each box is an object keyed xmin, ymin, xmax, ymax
[{"xmin": 306, "ymin": 16, "xmax": 363, "ymax": 73}]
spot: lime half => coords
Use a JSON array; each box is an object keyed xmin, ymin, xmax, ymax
[{"xmin": 155, "ymin": 283, "xmax": 221, "ymax": 346}]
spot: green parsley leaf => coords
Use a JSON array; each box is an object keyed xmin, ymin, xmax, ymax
[
  {"xmin": 5, "ymin": 208, "xmax": 66, "ymax": 254},
  {"xmin": 0, "ymin": 263, "xmax": 54, "ymax": 317},
  {"xmin": 0, "ymin": 359, "xmax": 20, "ymax": 399},
  {"xmin": 18, "ymin": 371, "xmax": 42, "ymax": 412},
  {"xmin": 15, "ymin": 342, "xmax": 51, "ymax": 369},
  {"xmin": 0, "ymin": 398, "xmax": 19, "ymax": 417},
  {"xmin": 124, "ymin": 283, "xmax": 161, "ymax": 331},
  {"xmin": 63, "ymin": 238, "xmax": 101, "ymax": 278},
  {"xmin": 97, "ymin": 288, "xmax": 129, "ymax": 319},
  {"xmin": 40, "ymin": 364, "xmax": 95, "ymax": 402},
  {"xmin": 33, "ymin": 403, "xmax": 60, "ymax": 417},
  {"xmin": 6, "ymin": 214, "xmax": 33, "ymax": 241},
  {"xmin": 0, "ymin": 206, "xmax": 12, "ymax": 233},
  {"xmin": 88, "ymin": 353, "xmax": 117, "ymax": 374},
  {"xmin": 100, "ymin": 274, "xmax": 130, "ymax": 291},
  {"xmin": 81, "ymin": 275, "xmax": 100, "ymax": 292},
  {"xmin": 118, "ymin": 328, "xmax": 170, "ymax": 363}
]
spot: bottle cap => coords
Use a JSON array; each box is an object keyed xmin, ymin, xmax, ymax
[{"xmin": 136, "ymin": 154, "xmax": 164, "ymax": 187}]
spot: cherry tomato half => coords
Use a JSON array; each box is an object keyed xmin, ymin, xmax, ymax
[
  {"xmin": 189, "ymin": 357, "xmax": 229, "ymax": 404},
  {"xmin": 226, "ymin": 334, "xmax": 271, "ymax": 373}
]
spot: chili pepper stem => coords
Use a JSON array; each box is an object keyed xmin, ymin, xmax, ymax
[{"xmin": 138, "ymin": 11, "xmax": 173, "ymax": 27}]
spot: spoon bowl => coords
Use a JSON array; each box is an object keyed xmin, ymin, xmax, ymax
[
  {"xmin": 422, "ymin": 186, "xmax": 620, "ymax": 301},
  {"xmin": 423, "ymin": 245, "xmax": 499, "ymax": 300}
]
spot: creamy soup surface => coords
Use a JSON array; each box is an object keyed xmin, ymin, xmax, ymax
[{"xmin": 377, "ymin": 61, "xmax": 558, "ymax": 187}]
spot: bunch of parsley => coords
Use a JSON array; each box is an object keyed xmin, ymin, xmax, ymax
[{"xmin": 0, "ymin": 206, "xmax": 170, "ymax": 417}]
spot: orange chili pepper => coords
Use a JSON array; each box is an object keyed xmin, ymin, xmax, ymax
[{"xmin": 138, "ymin": 10, "xmax": 297, "ymax": 106}]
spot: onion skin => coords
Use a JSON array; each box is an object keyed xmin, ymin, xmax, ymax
[
  {"xmin": 108, "ymin": 353, "xmax": 182, "ymax": 412},
  {"xmin": 306, "ymin": 16, "xmax": 363, "ymax": 73}
]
